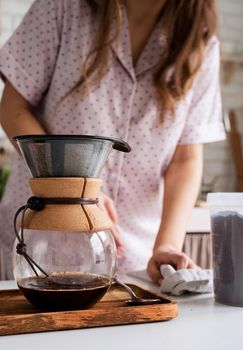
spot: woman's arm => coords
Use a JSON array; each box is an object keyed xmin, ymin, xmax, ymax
[
  {"xmin": 147, "ymin": 143, "xmax": 203, "ymax": 284},
  {"xmin": 0, "ymin": 80, "xmax": 46, "ymax": 151}
]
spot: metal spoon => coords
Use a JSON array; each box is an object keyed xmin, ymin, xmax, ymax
[{"xmin": 113, "ymin": 277, "xmax": 163, "ymax": 306}]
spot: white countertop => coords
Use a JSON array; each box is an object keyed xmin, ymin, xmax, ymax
[{"xmin": 0, "ymin": 277, "xmax": 242, "ymax": 350}]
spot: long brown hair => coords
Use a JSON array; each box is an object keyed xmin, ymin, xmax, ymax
[{"xmin": 65, "ymin": 0, "xmax": 217, "ymax": 112}]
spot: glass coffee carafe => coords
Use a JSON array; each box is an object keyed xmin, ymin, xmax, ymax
[{"xmin": 12, "ymin": 135, "xmax": 131, "ymax": 311}]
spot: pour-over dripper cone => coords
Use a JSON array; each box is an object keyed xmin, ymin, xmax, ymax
[{"xmin": 13, "ymin": 135, "xmax": 131, "ymax": 178}]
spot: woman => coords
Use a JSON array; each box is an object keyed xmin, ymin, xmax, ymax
[{"xmin": 0, "ymin": 0, "xmax": 225, "ymax": 281}]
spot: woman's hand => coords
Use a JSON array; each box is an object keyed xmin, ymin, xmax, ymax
[
  {"xmin": 98, "ymin": 192, "xmax": 124, "ymax": 258},
  {"xmin": 147, "ymin": 244, "xmax": 199, "ymax": 285}
]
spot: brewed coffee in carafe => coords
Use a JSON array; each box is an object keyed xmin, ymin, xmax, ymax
[{"xmin": 12, "ymin": 135, "xmax": 131, "ymax": 311}]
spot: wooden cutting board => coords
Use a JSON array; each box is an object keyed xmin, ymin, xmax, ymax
[{"xmin": 0, "ymin": 284, "xmax": 177, "ymax": 336}]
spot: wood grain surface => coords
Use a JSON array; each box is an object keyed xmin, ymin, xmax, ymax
[{"xmin": 0, "ymin": 284, "xmax": 178, "ymax": 336}]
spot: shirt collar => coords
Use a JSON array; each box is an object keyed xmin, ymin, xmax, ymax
[
  {"xmin": 110, "ymin": 3, "xmax": 135, "ymax": 81},
  {"xmin": 135, "ymin": 22, "xmax": 167, "ymax": 76},
  {"xmin": 110, "ymin": 4, "xmax": 167, "ymax": 80}
]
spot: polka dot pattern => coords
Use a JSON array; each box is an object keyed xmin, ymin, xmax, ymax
[{"xmin": 0, "ymin": 0, "xmax": 225, "ymax": 278}]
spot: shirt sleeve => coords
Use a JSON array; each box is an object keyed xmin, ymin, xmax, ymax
[
  {"xmin": 0, "ymin": 0, "xmax": 63, "ymax": 106},
  {"xmin": 178, "ymin": 36, "xmax": 226, "ymax": 145}
]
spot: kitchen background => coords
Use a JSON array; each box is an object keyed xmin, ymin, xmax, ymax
[{"xmin": 0, "ymin": 0, "xmax": 243, "ymax": 199}]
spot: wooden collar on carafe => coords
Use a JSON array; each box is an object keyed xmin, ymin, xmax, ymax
[{"xmin": 23, "ymin": 177, "xmax": 112, "ymax": 232}]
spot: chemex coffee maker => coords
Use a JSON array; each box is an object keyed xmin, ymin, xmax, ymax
[{"xmin": 12, "ymin": 135, "xmax": 131, "ymax": 311}]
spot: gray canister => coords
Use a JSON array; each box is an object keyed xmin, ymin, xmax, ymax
[{"xmin": 208, "ymin": 193, "xmax": 243, "ymax": 306}]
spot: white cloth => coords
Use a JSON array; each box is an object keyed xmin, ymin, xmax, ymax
[
  {"xmin": 160, "ymin": 265, "xmax": 213, "ymax": 296},
  {"xmin": 129, "ymin": 264, "xmax": 213, "ymax": 296}
]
